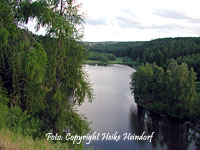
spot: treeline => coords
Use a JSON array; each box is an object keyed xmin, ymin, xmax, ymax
[
  {"xmin": 141, "ymin": 38, "xmax": 200, "ymax": 64},
  {"xmin": 83, "ymin": 41, "xmax": 146, "ymax": 58},
  {"xmin": 140, "ymin": 38, "xmax": 200, "ymax": 81},
  {"xmin": 88, "ymin": 51, "xmax": 116, "ymax": 62},
  {"xmin": 176, "ymin": 54, "xmax": 200, "ymax": 80},
  {"xmin": 85, "ymin": 38, "xmax": 200, "ymax": 61},
  {"xmin": 0, "ymin": 0, "xmax": 91, "ymax": 149},
  {"xmin": 85, "ymin": 37, "xmax": 200, "ymax": 80}
]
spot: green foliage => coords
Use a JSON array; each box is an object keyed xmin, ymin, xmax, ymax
[
  {"xmin": 0, "ymin": 78, "xmax": 9, "ymax": 128},
  {"xmin": 131, "ymin": 62, "xmax": 200, "ymax": 122},
  {"xmin": 83, "ymin": 41, "xmax": 146, "ymax": 59},
  {"xmin": 176, "ymin": 54, "xmax": 200, "ymax": 80},
  {"xmin": 0, "ymin": 1, "xmax": 93, "ymax": 149},
  {"xmin": 22, "ymin": 42, "xmax": 47, "ymax": 83},
  {"xmin": 0, "ymin": 91, "xmax": 42, "ymax": 139},
  {"xmin": 88, "ymin": 51, "xmax": 116, "ymax": 63},
  {"xmin": 5, "ymin": 106, "xmax": 42, "ymax": 137}
]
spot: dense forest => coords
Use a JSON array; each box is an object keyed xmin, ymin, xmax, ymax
[
  {"xmin": 87, "ymin": 51, "xmax": 116, "ymax": 63},
  {"xmin": 84, "ymin": 38, "xmax": 200, "ymax": 80},
  {"xmin": 0, "ymin": 0, "xmax": 92, "ymax": 149},
  {"xmin": 85, "ymin": 38, "xmax": 200, "ymax": 122},
  {"xmin": 83, "ymin": 41, "xmax": 146, "ymax": 59},
  {"xmin": 130, "ymin": 62, "xmax": 200, "ymax": 122}
]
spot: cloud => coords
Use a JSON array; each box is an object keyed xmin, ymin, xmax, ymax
[
  {"xmin": 188, "ymin": 18, "xmax": 200, "ymax": 24},
  {"xmin": 154, "ymin": 9, "xmax": 200, "ymax": 24},
  {"xmin": 151, "ymin": 24, "xmax": 184, "ymax": 30},
  {"xmin": 114, "ymin": 15, "xmax": 184, "ymax": 32},
  {"xmin": 119, "ymin": 8, "xmax": 136, "ymax": 17},
  {"xmin": 154, "ymin": 9, "xmax": 189, "ymax": 20},
  {"xmin": 115, "ymin": 16, "xmax": 144, "ymax": 29},
  {"xmin": 85, "ymin": 18, "xmax": 107, "ymax": 26},
  {"xmin": 82, "ymin": 0, "xmax": 200, "ymax": 41}
]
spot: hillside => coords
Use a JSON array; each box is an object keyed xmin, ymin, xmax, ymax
[{"xmin": 84, "ymin": 37, "xmax": 200, "ymax": 80}]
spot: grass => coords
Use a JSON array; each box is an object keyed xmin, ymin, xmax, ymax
[
  {"xmin": 0, "ymin": 128, "xmax": 71, "ymax": 150},
  {"xmin": 85, "ymin": 57, "xmax": 137, "ymax": 68},
  {"xmin": 84, "ymin": 57, "xmax": 125, "ymax": 65},
  {"xmin": 84, "ymin": 60, "xmax": 102, "ymax": 64},
  {"xmin": 108, "ymin": 57, "xmax": 124, "ymax": 64}
]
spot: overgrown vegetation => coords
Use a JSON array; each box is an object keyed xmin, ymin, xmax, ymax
[
  {"xmin": 87, "ymin": 51, "xmax": 116, "ymax": 63},
  {"xmin": 0, "ymin": 128, "xmax": 71, "ymax": 150},
  {"xmin": 0, "ymin": 0, "xmax": 92, "ymax": 149},
  {"xmin": 130, "ymin": 62, "xmax": 200, "ymax": 122}
]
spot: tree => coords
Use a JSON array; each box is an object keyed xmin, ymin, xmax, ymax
[
  {"xmin": 131, "ymin": 63, "xmax": 154, "ymax": 101},
  {"xmin": 130, "ymin": 61, "xmax": 198, "ymax": 120},
  {"xmin": 0, "ymin": 0, "xmax": 93, "ymax": 142}
]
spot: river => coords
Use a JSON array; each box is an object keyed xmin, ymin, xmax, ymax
[{"xmin": 77, "ymin": 64, "xmax": 200, "ymax": 150}]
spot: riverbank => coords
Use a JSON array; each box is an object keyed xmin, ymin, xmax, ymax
[
  {"xmin": 134, "ymin": 80, "xmax": 200, "ymax": 124},
  {"xmin": 136, "ymin": 99, "xmax": 200, "ymax": 125},
  {"xmin": 84, "ymin": 57, "xmax": 138, "ymax": 69}
]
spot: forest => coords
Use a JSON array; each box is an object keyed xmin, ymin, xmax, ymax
[
  {"xmin": 87, "ymin": 51, "xmax": 116, "ymax": 63},
  {"xmin": 0, "ymin": 0, "xmax": 92, "ymax": 149},
  {"xmin": 130, "ymin": 62, "xmax": 200, "ymax": 122},
  {"xmin": 85, "ymin": 38, "xmax": 200, "ymax": 80}
]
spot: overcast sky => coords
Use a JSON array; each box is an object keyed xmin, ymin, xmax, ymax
[
  {"xmin": 27, "ymin": 0, "xmax": 200, "ymax": 42},
  {"xmin": 79, "ymin": 0, "xmax": 200, "ymax": 41}
]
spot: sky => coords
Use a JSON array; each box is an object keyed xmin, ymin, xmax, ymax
[{"xmin": 27, "ymin": 0, "xmax": 200, "ymax": 42}]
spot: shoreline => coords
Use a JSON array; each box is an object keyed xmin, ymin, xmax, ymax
[
  {"xmin": 136, "ymin": 100, "xmax": 200, "ymax": 125},
  {"xmin": 84, "ymin": 60, "xmax": 138, "ymax": 70}
]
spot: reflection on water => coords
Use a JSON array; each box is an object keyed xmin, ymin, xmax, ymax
[
  {"xmin": 78, "ymin": 64, "xmax": 200, "ymax": 150},
  {"xmin": 130, "ymin": 105, "xmax": 200, "ymax": 150}
]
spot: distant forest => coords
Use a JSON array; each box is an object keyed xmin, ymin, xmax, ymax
[{"xmin": 83, "ymin": 37, "xmax": 200, "ymax": 80}]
